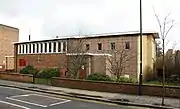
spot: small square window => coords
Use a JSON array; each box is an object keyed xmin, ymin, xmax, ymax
[
  {"xmin": 110, "ymin": 42, "xmax": 115, "ymax": 50},
  {"xmin": 98, "ymin": 43, "xmax": 102, "ymax": 50},
  {"xmin": 86, "ymin": 44, "xmax": 90, "ymax": 50},
  {"xmin": 125, "ymin": 42, "xmax": 130, "ymax": 49}
]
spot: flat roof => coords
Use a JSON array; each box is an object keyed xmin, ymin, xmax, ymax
[
  {"xmin": 66, "ymin": 53, "xmax": 112, "ymax": 56},
  {"xmin": 0, "ymin": 24, "xmax": 19, "ymax": 30},
  {"xmin": 13, "ymin": 31, "xmax": 159, "ymax": 44}
]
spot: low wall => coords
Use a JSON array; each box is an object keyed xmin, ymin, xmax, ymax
[
  {"xmin": 0, "ymin": 72, "xmax": 33, "ymax": 83},
  {"xmin": 52, "ymin": 77, "xmax": 180, "ymax": 98}
]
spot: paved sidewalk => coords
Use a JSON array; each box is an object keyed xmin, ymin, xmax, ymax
[{"xmin": 0, "ymin": 79, "xmax": 179, "ymax": 108}]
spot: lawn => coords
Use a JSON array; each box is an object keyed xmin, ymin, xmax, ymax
[
  {"xmin": 34, "ymin": 78, "xmax": 52, "ymax": 85},
  {"xmin": 144, "ymin": 80, "xmax": 180, "ymax": 86}
]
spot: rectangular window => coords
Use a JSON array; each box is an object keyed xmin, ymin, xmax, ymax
[
  {"xmin": 111, "ymin": 42, "xmax": 115, "ymax": 50},
  {"xmin": 36, "ymin": 44, "xmax": 39, "ymax": 53},
  {"xmin": 33, "ymin": 44, "xmax": 35, "ymax": 53},
  {"xmin": 29, "ymin": 44, "xmax": 31, "ymax": 53},
  {"xmin": 58, "ymin": 42, "xmax": 61, "ymax": 52},
  {"xmin": 98, "ymin": 43, "xmax": 102, "ymax": 50},
  {"xmin": 40, "ymin": 43, "xmax": 43, "ymax": 53},
  {"xmin": 86, "ymin": 44, "xmax": 90, "ymax": 50},
  {"xmin": 22, "ymin": 45, "xmax": 24, "ymax": 54},
  {"xmin": 53, "ymin": 42, "xmax": 56, "ymax": 52},
  {"xmin": 49, "ymin": 42, "xmax": 52, "ymax": 52},
  {"xmin": 26, "ymin": 45, "xmax": 28, "ymax": 53},
  {"xmin": 125, "ymin": 42, "xmax": 130, "ymax": 49},
  {"xmin": 63, "ymin": 42, "xmax": 66, "ymax": 52},
  {"xmin": 19, "ymin": 45, "xmax": 21, "ymax": 54},
  {"xmin": 44, "ymin": 43, "xmax": 47, "ymax": 53}
]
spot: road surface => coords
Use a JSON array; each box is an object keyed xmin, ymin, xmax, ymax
[{"xmin": 0, "ymin": 86, "xmax": 150, "ymax": 109}]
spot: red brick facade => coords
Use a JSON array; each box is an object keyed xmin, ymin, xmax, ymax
[
  {"xmin": 14, "ymin": 32, "xmax": 159, "ymax": 80},
  {"xmin": 16, "ymin": 54, "xmax": 67, "ymax": 72}
]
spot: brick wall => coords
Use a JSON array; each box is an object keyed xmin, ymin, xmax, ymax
[
  {"xmin": 16, "ymin": 54, "xmax": 67, "ymax": 71},
  {"xmin": 83, "ymin": 36, "xmax": 138, "ymax": 77},
  {"xmin": 52, "ymin": 77, "xmax": 180, "ymax": 98},
  {"xmin": 0, "ymin": 72, "xmax": 33, "ymax": 83},
  {"xmin": 52, "ymin": 77, "xmax": 138, "ymax": 94}
]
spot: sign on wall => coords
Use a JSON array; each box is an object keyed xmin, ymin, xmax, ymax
[{"xmin": 19, "ymin": 59, "xmax": 26, "ymax": 66}]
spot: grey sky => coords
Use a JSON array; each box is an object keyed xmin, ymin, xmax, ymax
[{"xmin": 0, "ymin": 0, "xmax": 179, "ymax": 49}]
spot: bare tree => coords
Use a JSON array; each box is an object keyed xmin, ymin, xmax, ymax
[
  {"xmin": 107, "ymin": 46, "xmax": 135, "ymax": 81},
  {"xmin": 66, "ymin": 35, "xmax": 88, "ymax": 79},
  {"xmin": 154, "ymin": 9, "xmax": 175, "ymax": 105},
  {"xmin": 154, "ymin": 42, "xmax": 177, "ymax": 79}
]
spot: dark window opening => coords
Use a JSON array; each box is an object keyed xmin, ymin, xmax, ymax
[
  {"xmin": 49, "ymin": 42, "xmax": 52, "ymax": 52},
  {"xmin": 63, "ymin": 42, "xmax": 66, "ymax": 52},
  {"xmin": 111, "ymin": 42, "xmax": 115, "ymax": 50},
  {"xmin": 22, "ymin": 45, "xmax": 24, "ymax": 54},
  {"xmin": 26, "ymin": 45, "xmax": 28, "ymax": 53},
  {"xmin": 33, "ymin": 44, "xmax": 35, "ymax": 53},
  {"xmin": 19, "ymin": 45, "xmax": 21, "ymax": 54},
  {"xmin": 44, "ymin": 43, "xmax": 47, "ymax": 53},
  {"xmin": 53, "ymin": 42, "xmax": 56, "ymax": 52},
  {"xmin": 36, "ymin": 44, "xmax": 39, "ymax": 53},
  {"xmin": 98, "ymin": 43, "xmax": 102, "ymax": 50},
  {"xmin": 86, "ymin": 44, "xmax": 90, "ymax": 50},
  {"xmin": 40, "ymin": 43, "xmax": 43, "ymax": 53},
  {"xmin": 125, "ymin": 42, "xmax": 130, "ymax": 49},
  {"xmin": 29, "ymin": 44, "xmax": 31, "ymax": 53},
  {"xmin": 58, "ymin": 42, "xmax": 61, "ymax": 52}
]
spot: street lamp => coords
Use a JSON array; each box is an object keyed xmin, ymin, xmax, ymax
[{"xmin": 139, "ymin": 0, "xmax": 143, "ymax": 95}]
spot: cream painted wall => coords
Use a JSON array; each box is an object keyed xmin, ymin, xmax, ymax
[
  {"xmin": 0, "ymin": 25, "xmax": 19, "ymax": 70},
  {"xmin": 137, "ymin": 35, "xmax": 156, "ymax": 81}
]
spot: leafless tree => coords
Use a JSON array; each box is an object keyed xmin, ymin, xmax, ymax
[
  {"xmin": 107, "ymin": 46, "xmax": 135, "ymax": 81},
  {"xmin": 154, "ymin": 9, "xmax": 176, "ymax": 105},
  {"xmin": 66, "ymin": 34, "xmax": 88, "ymax": 79}
]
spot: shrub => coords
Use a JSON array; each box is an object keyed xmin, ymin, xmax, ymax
[
  {"xmin": 166, "ymin": 74, "xmax": 180, "ymax": 84},
  {"xmin": 86, "ymin": 73, "xmax": 112, "ymax": 81},
  {"xmin": 143, "ymin": 66, "xmax": 153, "ymax": 82},
  {"xmin": 116, "ymin": 76, "xmax": 138, "ymax": 83},
  {"xmin": 20, "ymin": 65, "xmax": 38, "ymax": 75},
  {"xmin": 36, "ymin": 68, "xmax": 60, "ymax": 78}
]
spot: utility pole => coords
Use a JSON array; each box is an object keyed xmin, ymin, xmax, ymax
[
  {"xmin": 139, "ymin": 0, "xmax": 143, "ymax": 95},
  {"xmin": 162, "ymin": 37, "xmax": 165, "ymax": 105}
]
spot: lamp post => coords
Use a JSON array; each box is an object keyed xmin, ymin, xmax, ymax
[{"xmin": 139, "ymin": 0, "xmax": 143, "ymax": 95}]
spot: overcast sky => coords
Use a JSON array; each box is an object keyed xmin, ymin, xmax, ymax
[{"xmin": 0, "ymin": 0, "xmax": 180, "ymax": 49}]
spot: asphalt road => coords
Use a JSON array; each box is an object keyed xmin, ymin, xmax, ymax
[{"xmin": 0, "ymin": 86, "xmax": 149, "ymax": 109}]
